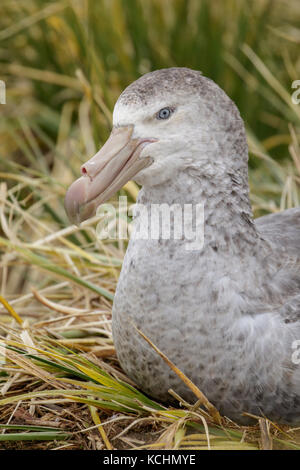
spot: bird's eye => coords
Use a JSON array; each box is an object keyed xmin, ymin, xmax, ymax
[{"xmin": 156, "ymin": 107, "xmax": 173, "ymax": 120}]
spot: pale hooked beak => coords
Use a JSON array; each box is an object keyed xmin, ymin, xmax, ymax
[{"xmin": 64, "ymin": 126, "xmax": 155, "ymax": 224}]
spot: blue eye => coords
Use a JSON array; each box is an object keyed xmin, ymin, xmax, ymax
[{"xmin": 157, "ymin": 107, "xmax": 173, "ymax": 120}]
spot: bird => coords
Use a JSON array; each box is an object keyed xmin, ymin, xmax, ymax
[{"xmin": 65, "ymin": 67, "xmax": 300, "ymax": 425}]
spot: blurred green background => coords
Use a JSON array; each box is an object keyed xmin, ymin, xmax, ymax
[
  {"xmin": 1, "ymin": 0, "xmax": 300, "ymax": 193},
  {"xmin": 0, "ymin": 0, "xmax": 300, "ymax": 294}
]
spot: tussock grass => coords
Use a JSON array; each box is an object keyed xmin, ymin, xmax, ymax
[{"xmin": 0, "ymin": 0, "xmax": 300, "ymax": 450}]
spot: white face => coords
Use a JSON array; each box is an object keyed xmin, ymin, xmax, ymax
[
  {"xmin": 112, "ymin": 94, "xmax": 217, "ymax": 187},
  {"xmin": 65, "ymin": 69, "xmax": 247, "ymax": 224}
]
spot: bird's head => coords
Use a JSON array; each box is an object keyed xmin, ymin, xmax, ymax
[{"xmin": 65, "ymin": 67, "xmax": 247, "ymax": 224}]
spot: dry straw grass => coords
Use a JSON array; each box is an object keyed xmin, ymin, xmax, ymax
[{"xmin": 1, "ymin": 0, "xmax": 300, "ymax": 450}]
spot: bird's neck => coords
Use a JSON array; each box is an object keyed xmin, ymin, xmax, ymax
[{"xmin": 137, "ymin": 168, "xmax": 259, "ymax": 253}]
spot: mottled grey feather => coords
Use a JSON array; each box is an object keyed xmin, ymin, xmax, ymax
[
  {"xmin": 256, "ymin": 207, "xmax": 300, "ymax": 254},
  {"xmin": 110, "ymin": 68, "xmax": 300, "ymax": 425}
]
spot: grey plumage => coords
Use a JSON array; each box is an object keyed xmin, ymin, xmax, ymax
[
  {"xmin": 111, "ymin": 69, "xmax": 300, "ymax": 425},
  {"xmin": 66, "ymin": 67, "xmax": 300, "ymax": 425}
]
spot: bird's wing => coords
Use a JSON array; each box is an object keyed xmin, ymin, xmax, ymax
[
  {"xmin": 255, "ymin": 207, "xmax": 300, "ymax": 255},
  {"xmin": 255, "ymin": 208, "xmax": 300, "ymax": 327},
  {"xmin": 277, "ymin": 294, "xmax": 300, "ymax": 325}
]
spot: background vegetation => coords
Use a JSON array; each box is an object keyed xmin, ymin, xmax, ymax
[{"xmin": 0, "ymin": 0, "xmax": 300, "ymax": 450}]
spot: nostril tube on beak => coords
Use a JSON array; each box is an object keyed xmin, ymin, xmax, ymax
[
  {"xmin": 81, "ymin": 161, "xmax": 99, "ymax": 179},
  {"xmin": 79, "ymin": 125, "xmax": 135, "ymax": 180},
  {"xmin": 65, "ymin": 125, "xmax": 155, "ymax": 225}
]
